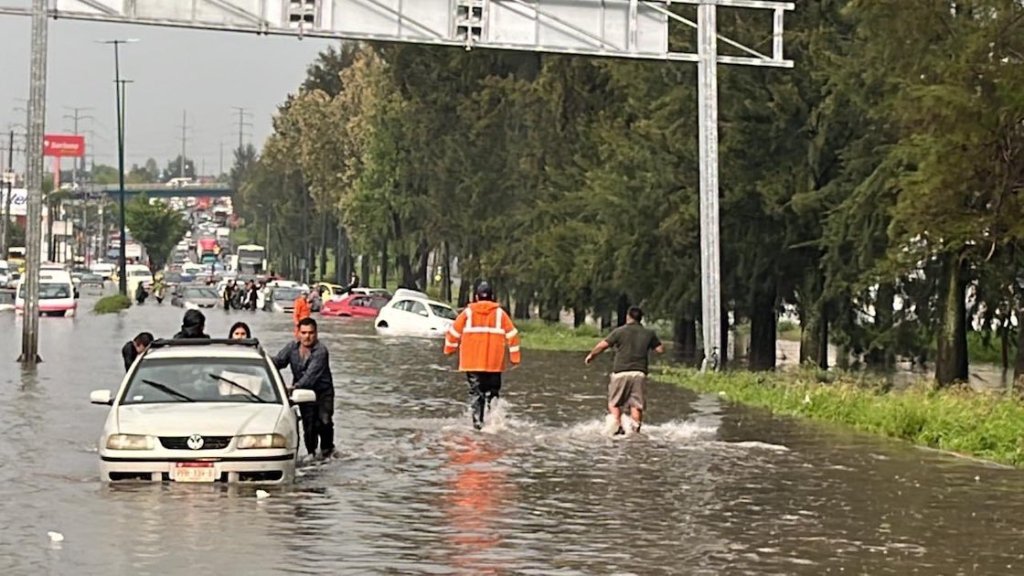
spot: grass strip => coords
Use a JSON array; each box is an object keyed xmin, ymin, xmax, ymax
[
  {"xmin": 658, "ymin": 366, "xmax": 1024, "ymax": 468},
  {"xmin": 94, "ymin": 294, "xmax": 131, "ymax": 314}
]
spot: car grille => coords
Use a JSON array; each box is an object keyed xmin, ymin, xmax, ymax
[{"xmin": 159, "ymin": 436, "xmax": 232, "ymax": 450}]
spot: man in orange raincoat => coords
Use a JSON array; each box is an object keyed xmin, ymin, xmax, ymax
[
  {"xmin": 444, "ymin": 281, "xmax": 521, "ymax": 430},
  {"xmin": 293, "ymin": 288, "xmax": 311, "ymax": 337}
]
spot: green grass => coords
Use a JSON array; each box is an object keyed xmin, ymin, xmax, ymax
[
  {"xmin": 659, "ymin": 366, "xmax": 1024, "ymax": 468},
  {"xmin": 94, "ymin": 294, "xmax": 131, "ymax": 314},
  {"xmin": 519, "ymin": 320, "xmax": 603, "ymax": 352}
]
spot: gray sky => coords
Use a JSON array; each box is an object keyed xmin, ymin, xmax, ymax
[{"xmin": 0, "ymin": 14, "xmax": 332, "ymax": 177}]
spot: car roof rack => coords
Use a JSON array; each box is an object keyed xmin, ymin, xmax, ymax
[{"xmin": 149, "ymin": 338, "xmax": 261, "ymax": 349}]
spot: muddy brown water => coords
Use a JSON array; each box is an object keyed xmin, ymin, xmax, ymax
[{"xmin": 0, "ymin": 293, "xmax": 1023, "ymax": 575}]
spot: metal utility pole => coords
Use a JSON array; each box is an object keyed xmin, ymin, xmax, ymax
[
  {"xmin": 62, "ymin": 107, "xmax": 93, "ymax": 188},
  {"xmin": 20, "ymin": 0, "xmax": 48, "ymax": 365},
  {"xmin": 98, "ymin": 38, "xmax": 138, "ymax": 297},
  {"xmin": 231, "ymin": 106, "xmax": 252, "ymax": 152},
  {"xmin": 0, "ymin": 130, "xmax": 15, "ymax": 255},
  {"xmin": 179, "ymin": 110, "xmax": 188, "ymax": 179},
  {"xmin": 697, "ymin": 2, "xmax": 721, "ymax": 372}
]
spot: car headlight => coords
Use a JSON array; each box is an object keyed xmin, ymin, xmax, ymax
[
  {"xmin": 236, "ymin": 434, "xmax": 287, "ymax": 449},
  {"xmin": 106, "ymin": 434, "xmax": 156, "ymax": 450},
  {"xmin": 184, "ymin": 301, "xmax": 198, "ymax": 310}
]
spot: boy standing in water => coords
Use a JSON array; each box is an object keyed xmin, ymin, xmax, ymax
[{"xmin": 585, "ymin": 306, "xmax": 664, "ymax": 435}]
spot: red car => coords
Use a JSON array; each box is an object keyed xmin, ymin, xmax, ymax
[{"xmin": 321, "ymin": 294, "xmax": 390, "ymax": 318}]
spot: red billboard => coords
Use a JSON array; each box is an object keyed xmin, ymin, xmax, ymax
[{"xmin": 43, "ymin": 134, "xmax": 85, "ymax": 157}]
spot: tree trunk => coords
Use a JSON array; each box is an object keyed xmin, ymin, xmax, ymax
[
  {"xmin": 360, "ymin": 254, "xmax": 370, "ymax": 288},
  {"xmin": 864, "ymin": 283, "xmax": 896, "ymax": 369},
  {"xmin": 935, "ymin": 252, "xmax": 969, "ymax": 387},
  {"xmin": 513, "ymin": 290, "xmax": 531, "ymax": 320},
  {"xmin": 616, "ymin": 294, "xmax": 630, "ymax": 326},
  {"xmin": 1013, "ymin": 317, "xmax": 1024, "ymax": 394},
  {"xmin": 541, "ymin": 301, "xmax": 560, "ymax": 322},
  {"xmin": 318, "ymin": 213, "xmax": 328, "ymax": 280},
  {"xmin": 458, "ymin": 278, "xmax": 471, "ymax": 308},
  {"xmin": 673, "ymin": 314, "xmax": 698, "ymax": 366},
  {"xmin": 1001, "ymin": 325, "xmax": 1010, "ymax": 374},
  {"xmin": 441, "ymin": 241, "xmax": 452, "ymax": 302},
  {"xmin": 415, "ymin": 241, "xmax": 430, "ymax": 291},
  {"xmin": 817, "ymin": 299, "xmax": 829, "ymax": 371},
  {"xmin": 720, "ymin": 305, "xmax": 730, "ymax": 369},
  {"xmin": 380, "ymin": 241, "xmax": 389, "ymax": 289},
  {"xmin": 573, "ymin": 305, "xmax": 586, "ymax": 328},
  {"xmin": 398, "ymin": 252, "xmax": 416, "ymax": 289},
  {"xmin": 748, "ymin": 284, "xmax": 778, "ymax": 371}
]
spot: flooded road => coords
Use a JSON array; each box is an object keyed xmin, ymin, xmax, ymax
[{"xmin": 2, "ymin": 293, "xmax": 1024, "ymax": 575}]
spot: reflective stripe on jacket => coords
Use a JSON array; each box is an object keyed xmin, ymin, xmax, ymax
[{"xmin": 443, "ymin": 300, "xmax": 521, "ymax": 372}]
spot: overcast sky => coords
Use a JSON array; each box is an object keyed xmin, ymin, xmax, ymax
[{"xmin": 0, "ymin": 13, "xmax": 333, "ymax": 177}]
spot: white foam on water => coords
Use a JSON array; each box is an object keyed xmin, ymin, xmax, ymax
[{"xmin": 728, "ymin": 441, "xmax": 790, "ymax": 452}]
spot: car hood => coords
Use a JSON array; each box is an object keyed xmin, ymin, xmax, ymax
[{"xmin": 115, "ymin": 403, "xmax": 284, "ymax": 436}]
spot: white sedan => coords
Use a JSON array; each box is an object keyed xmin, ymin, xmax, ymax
[
  {"xmin": 374, "ymin": 288, "xmax": 458, "ymax": 338},
  {"xmin": 90, "ymin": 339, "xmax": 316, "ymax": 484}
]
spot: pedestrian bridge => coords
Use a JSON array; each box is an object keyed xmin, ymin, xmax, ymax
[{"xmin": 82, "ymin": 184, "xmax": 235, "ymax": 198}]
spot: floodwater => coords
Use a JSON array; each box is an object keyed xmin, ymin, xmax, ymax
[{"xmin": 1, "ymin": 291, "xmax": 1024, "ymax": 575}]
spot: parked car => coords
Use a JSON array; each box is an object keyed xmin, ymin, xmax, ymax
[
  {"xmin": 321, "ymin": 293, "xmax": 390, "ymax": 318},
  {"xmin": 172, "ymin": 285, "xmax": 220, "ymax": 309},
  {"xmin": 351, "ymin": 287, "xmax": 392, "ymax": 299},
  {"xmin": 374, "ymin": 288, "xmax": 457, "ymax": 338},
  {"xmin": 89, "ymin": 338, "xmax": 315, "ymax": 484},
  {"xmin": 79, "ymin": 273, "xmax": 106, "ymax": 292}
]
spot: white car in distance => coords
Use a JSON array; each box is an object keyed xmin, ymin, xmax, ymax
[
  {"xmin": 374, "ymin": 288, "xmax": 458, "ymax": 338},
  {"xmin": 90, "ymin": 339, "xmax": 316, "ymax": 484}
]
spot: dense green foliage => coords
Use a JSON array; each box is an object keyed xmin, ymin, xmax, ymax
[
  {"xmin": 662, "ymin": 367, "xmax": 1024, "ymax": 468},
  {"xmin": 124, "ymin": 195, "xmax": 188, "ymax": 270},
  {"xmin": 232, "ymin": 1, "xmax": 1024, "ymax": 386},
  {"xmin": 93, "ymin": 294, "xmax": 131, "ymax": 314}
]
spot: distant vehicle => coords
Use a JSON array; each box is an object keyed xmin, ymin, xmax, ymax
[
  {"xmin": 0, "ymin": 290, "xmax": 14, "ymax": 312},
  {"xmin": 374, "ymin": 288, "xmax": 457, "ymax": 338},
  {"xmin": 236, "ymin": 244, "xmax": 266, "ymax": 275},
  {"xmin": 172, "ymin": 285, "xmax": 219, "ymax": 309},
  {"xmin": 198, "ymin": 238, "xmax": 219, "ymax": 263},
  {"xmin": 90, "ymin": 262, "xmax": 116, "ymax": 281},
  {"xmin": 89, "ymin": 338, "xmax": 315, "ymax": 484},
  {"xmin": 321, "ymin": 294, "xmax": 389, "ymax": 318},
  {"xmin": 314, "ymin": 282, "xmax": 348, "ymax": 300},
  {"xmin": 351, "ymin": 287, "xmax": 393, "ymax": 299},
  {"xmin": 0, "ymin": 259, "xmax": 10, "ymax": 288},
  {"xmin": 7, "ymin": 246, "xmax": 25, "ymax": 273},
  {"xmin": 125, "ymin": 264, "xmax": 154, "ymax": 296},
  {"xmin": 79, "ymin": 273, "xmax": 105, "ymax": 291},
  {"xmin": 15, "ymin": 268, "xmax": 78, "ymax": 317},
  {"xmin": 264, "ymin": 287, "xmax": 302, "ymax": 313}
]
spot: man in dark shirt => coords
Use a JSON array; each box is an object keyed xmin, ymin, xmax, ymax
[
  {"xmin": 121, "ymin": 332, "xmax": 154, "ymax": 371},
  {"xmin": 585, "ymin": 306, "xmax": 665, "ymax": 435},
  {"xmin": 273, "ymin": 317, "xmax": 335, "ymax": 459}
]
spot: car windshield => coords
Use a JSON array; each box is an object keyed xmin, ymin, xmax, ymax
[
  {"xmin": 430, "ymin": 304, "xmax": 458, "ymax": 320},
  {"xmin": 184, "ymin": 287, "xmax": 218, "ymax": 299},
  {"xmin": 19, "ymin": 283, "xmax": 71, "ymax": 299},
  {"xmin": 122, "ymin": 357, "xmax": 281, "ymax": 405},
  {"xmin": 274, "ymin": 289, "xmax": 301, "ymax": 301}
]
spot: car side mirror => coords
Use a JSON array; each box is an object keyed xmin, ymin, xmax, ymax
[
  {"xmin": 90, "ymin": 389, "xmax": 113, "ymax": 405},
  {"xmin": 418, "ymin": 310, "xmax": 429, "ymax": 317},
  {"xmin": 290, "ymin": 389, "xmax": 317, "ymax": 404}
]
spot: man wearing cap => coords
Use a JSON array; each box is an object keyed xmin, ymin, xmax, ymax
[
  {"xmin": 443, "ymin": 281, "xmax": 522, "ymax": 430},
  {"xmin": 292, "ymin": 287, "xmax": 311, "ymax": 337}
]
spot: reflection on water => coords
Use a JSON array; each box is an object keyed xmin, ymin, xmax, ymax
[{"xmin": 0, "ymin": 296, "xmax": 1023, "ymax": 574}]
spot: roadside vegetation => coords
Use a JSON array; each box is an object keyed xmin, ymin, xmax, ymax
[
  {"xmin": 519, "ymin": 321, "xmax": 602, "ymax": 353},
  {"xmin": 662, "ymin": 367, "xmax": 1024, "ymax": 468},
  {"xmin": 93, "ymin": 294, "xmax": 131, "ymax": 314},
  {"xmin": 196, "ymin": 2, "xmax": 1024, "ymax": 390}
]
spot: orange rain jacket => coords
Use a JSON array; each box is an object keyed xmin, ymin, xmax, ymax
[
  {"xmin": 444, "ymin": 301, "xmax": 521, "ymax": 372},
  {"xmin": 293, "ymin": 296, "xmax": 311, "ymax": 336}
]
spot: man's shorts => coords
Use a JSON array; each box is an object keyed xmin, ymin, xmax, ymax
[{"xmin": 608, "ymin": 371, "xmax": 647, "ymax": 410}]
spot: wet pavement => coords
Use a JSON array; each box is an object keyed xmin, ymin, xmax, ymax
[{"xmin": 1, "ymin": 291, "xmax": 1024, "ymax": 575}]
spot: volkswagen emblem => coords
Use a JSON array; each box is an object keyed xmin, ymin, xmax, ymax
[{"xmin": 186, "ymin": 434, "xmax": 205, "ymax": 450}]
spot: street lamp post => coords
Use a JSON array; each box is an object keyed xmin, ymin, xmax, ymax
[{"xmin": 98, "ymin": 38, "xmax": 137, "ymax": 297}]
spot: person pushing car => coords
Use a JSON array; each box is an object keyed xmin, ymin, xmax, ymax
[{"xmin": 443, "ymin": 281, "xmax": 521, "ymax": 430}]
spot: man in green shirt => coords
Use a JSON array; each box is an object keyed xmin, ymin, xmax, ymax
[{"xmin": 585, "ymin": 306, "xmax": 665, "ymax": 435}]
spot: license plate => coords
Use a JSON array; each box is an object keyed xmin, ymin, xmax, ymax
[{"xmin": 172, "ymin": 462, "xmax": 218, "ymax": 483}]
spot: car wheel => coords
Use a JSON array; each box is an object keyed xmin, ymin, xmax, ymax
[{"xmin": 377, "ymin": 320, "xmax": 388, "ymax": 328}]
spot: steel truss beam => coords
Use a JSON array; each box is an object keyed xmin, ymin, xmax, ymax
[{"xmin": 0, "ymin": 1, "xmax": 793, "ymax": 68}]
